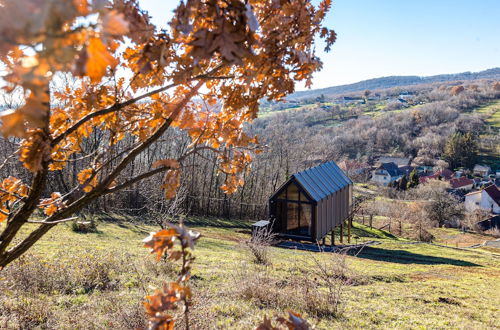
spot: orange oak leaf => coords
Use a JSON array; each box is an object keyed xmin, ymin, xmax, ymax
[
  {"xmin": 39, "ymin": 192, "xmax": 64, "ymax": 216},
  {"xmin": 19, "ymin": 132, "xmax": 51, "ymax": 172},
  {"xmin": 152, "ymin": 159, "xmax": 181, "ymax": 169},
  {"xmin": 143, "ymin": 229, "xmax": 178, "ymax": 261},
  {"xmin": 0, "ymin": 109, "xmax": 25, "ymax": 137},
  {"xmin": 86, "ymin": 37, "xmax": 118, "ymax": 82},
  {"xmin": 0, "ymin": 209, "xmax": 8, "ymax": 222},
  {"xmin": 77, "ymin": 168, "xmax": 98, "ymax": 192},
  {"xmin": 162, "ymin": 170, "xmax": 181, "ymax": 200}
]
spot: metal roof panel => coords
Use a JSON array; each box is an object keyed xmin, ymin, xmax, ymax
[{"xmin": 291, "ymin": 161, "xmax": 352, "ymax": 202}]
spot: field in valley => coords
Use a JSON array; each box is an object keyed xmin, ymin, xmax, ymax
[{"xmin": 1, "ymin": 216, "xmax": 499, "ymax": 329}]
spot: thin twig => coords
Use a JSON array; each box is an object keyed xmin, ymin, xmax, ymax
[{"xmin": 27, "ymin": 217, "xmax": 79, "ymax": 224}]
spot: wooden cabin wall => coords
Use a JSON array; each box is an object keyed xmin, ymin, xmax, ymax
[
  {"xmin": 326, "ymin": 194, "xmax": 333, "ymax": 239},
  {"xmin": 315, "ymin": 185, "xmax": 352, "ymax": 240}
]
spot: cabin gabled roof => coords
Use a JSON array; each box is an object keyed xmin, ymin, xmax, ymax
[{"xmin": 291, "ymin": 161, "xmax": 352, "ymax": 202}]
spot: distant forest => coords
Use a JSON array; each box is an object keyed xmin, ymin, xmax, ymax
[{"xmin": 289, "ymin": 68, "xmax": 500, "ymax": 100}]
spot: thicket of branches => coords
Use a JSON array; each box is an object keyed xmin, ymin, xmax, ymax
[
  {"xmin": 1, "ymin": 78, "xmax": 498, "ymax": 225},
  {"xmin": 0, "ymin": 0, "xmax": 337, "ymax": 270}
]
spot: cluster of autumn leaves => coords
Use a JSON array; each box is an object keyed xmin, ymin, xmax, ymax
[
  {"xmin": 0, "ymin": 177, "xmax": 29, "ymax": 222},
  {"xmin": 143, "ymin": 223, "xmax": 200, "ymax": 329},
  {"xmin": 0, "ymin": 0, "xmax": 334, "ymax": 326},
  {"xmin": 0, "ymin": 0, "xmax": 335, "ymax": 229}
]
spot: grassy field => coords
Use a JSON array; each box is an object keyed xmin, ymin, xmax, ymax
[
  {"xmin": 1, "ymin": 216, "xmax": 499, "ymax": 329},
  {"xmin": 476, "ymin": 100, "xmax": 500, "ymax": 129},
  {"xmin": 475, "ymin": 100, "xmax": 500, "ymax": 168}
]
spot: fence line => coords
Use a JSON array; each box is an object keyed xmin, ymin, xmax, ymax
[{"xmin": 185, "ymin": 195, "xmax": 268, "ymax": 220}]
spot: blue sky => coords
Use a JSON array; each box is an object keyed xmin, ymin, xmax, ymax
[{"xmin": 140, "ymin": 0, "xmax": 500, "ymax": 90}]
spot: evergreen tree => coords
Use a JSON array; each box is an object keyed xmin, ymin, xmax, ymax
[
  {"xmin": 398, "ymin": 176, "xmax": 408, "ymax": 191},
  {"xmin": 407, "ymin": 168, "xmax": 420, "ymax": 189},
  {"xmin": 443, "ymin": 132, "xmax": 478, "ymax": 169}
]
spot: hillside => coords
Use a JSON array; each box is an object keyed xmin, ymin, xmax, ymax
[
  {"xmin": 289, "ymin": 67, "xmax": 500, "ymax": 100},
  {"xmin": 1, "ymin": 217, "xmax": 499, "ymax": 329}
]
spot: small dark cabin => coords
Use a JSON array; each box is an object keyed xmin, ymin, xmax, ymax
[{"xmin": 269, "ymin": 161, "xmax": 353, "ymax": 242}]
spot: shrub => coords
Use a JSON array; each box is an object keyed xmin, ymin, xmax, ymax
[
  {"xmin": 243, "ymin": 225, "xmax": 277, "ymax": 265},
  {"xmin": 70, "ymin": 218, "xmax": 98, "ymax": 233}
]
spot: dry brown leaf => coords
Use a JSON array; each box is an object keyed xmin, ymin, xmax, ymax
[{"xmin": 102, "ymin": 10, "xmax": 129, "ymax": 36}]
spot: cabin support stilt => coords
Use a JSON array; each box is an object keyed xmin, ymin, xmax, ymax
[
  {"xmin": 348, "ymin": 217, "xmax": 352, "ymax": 244},
  {"xmin": 340, "ymin": 221, "xmax": 343, "ymax": 244},
  {"xmin": 331, "ymin": 230, "xmax": 334, "ymax": 247},
  {"xmin": 322, "ymin": 237, "xmax": 326, "ymax": 247}
]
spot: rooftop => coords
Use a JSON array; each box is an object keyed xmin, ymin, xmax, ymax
[
  {"xmin": 292, "ymin": 161, "xmax": 353, "ymax": 202},
  {"xmin": 450, "ymin": 177, "xmax": 474, "ymax": 189},
  {"xmin": 484, "ymin": 184, "xmax": 500, "ymax": 205}
]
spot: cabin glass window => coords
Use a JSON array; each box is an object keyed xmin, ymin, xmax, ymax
[
  {"xmin": 287, "ymin": 183, "xmax": 300, "ymax": 201},
  {"xmin": 300, "ymin": 191, "xmax": 310, "ymax": 202},
  {"xmin": 299, "ymin": 203, "xmax": 312, "ymax": 235},
  {"xmin": 273, "ymin": 181, "xmax": 314, "ymax": 238},
  {"xmin": 286, "ymin": 203, "xmax": 299, "ymax": 231},
  {"xmin": 277, "ymin": 189, "xmax": 286, "ymax": 199}
]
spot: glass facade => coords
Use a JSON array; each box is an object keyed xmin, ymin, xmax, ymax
[{"xmin": 274, "ymin": 181, "xmax": 313, "ymax": 237}]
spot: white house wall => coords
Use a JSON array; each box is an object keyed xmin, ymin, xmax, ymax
[
  {"xmin": 465, "ymin": 194, "xmax": 481, "ymax": 212},
  {"xmin": 465, "ymin": 192, "xmax": 500, "ymax": 214},
  {"xmin": 482, "ymin": 193, "xmax": 500, "ymax": 214}
]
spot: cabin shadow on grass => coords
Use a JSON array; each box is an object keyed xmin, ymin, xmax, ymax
[
  {"xmin": 354, "ymin": 246, "xmax": 481, "ymax": 267},
  {"xmin": 184, "ymin": 216, "xmax": 252, "ymax": 229}
]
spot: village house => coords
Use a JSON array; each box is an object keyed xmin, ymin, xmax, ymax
[
  {"xmin": 464, "ymin": 184, "xmax": 500, "ymax": 214},
  {"xmin": 371, "ymin": 162, "xmax": 403, "ymax": 185},
  {"xmin": 376, "ymin": 156, "xmax": 410, "ymax": 167},
  {"xmin": 335, "ymin": 96, "xmax": 365, "ymax": 105},
  {"xmin": 477, "ymin": 215, "xmax": 500, "ymax": 231},
  {"xmin": 449, "ymin": 177, "xmax": 474, "ymax": 191},
  {"xmin": 337, "ymin": 159, "xmax": 371, "ymax": 177},
  {"xmin": 399, "ymin": 165, "xmax": 414, "ymax": 176},
  {"xmin": 415, "ymin": 165, "xmax": 433, "ymax": 175},
  {"xmin": 399, "ymin": 91, "xmax": 414, "ymax": 100},
  {"xmin": 473, "ymin": 164, "xmax": 491, "ymax": 177},
  {"xmin": 419, "ymin": 169, "xmax": 454, "ymax": 184}
]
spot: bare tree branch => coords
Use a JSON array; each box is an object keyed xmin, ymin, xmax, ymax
[{"xmin": 27, "ymin": 217, "xmax": 78, "ymax": 224}]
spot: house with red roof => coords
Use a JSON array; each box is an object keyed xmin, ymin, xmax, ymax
[
  {"xmin": 419, "ymin": 169, "xmax": 454, "ymax": 184},
  {"xmin": 449, "ymin": 177, "xmax": 474, "ymax": 191},
  {"xmin": 464, "ymin": 184, "xmax": 500, "ymax": 214}
]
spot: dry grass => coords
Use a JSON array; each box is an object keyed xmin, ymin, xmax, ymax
[
  {"xmin": 431, "ymin": 227, "xmax": 499, "ymax": 247},
  {"xmin": 0, "ymin": 251, "xmax": 150, "ymax": 329},
  {"xmin": 1, "ymin": 219, "xmax": 499, "ymax": 329},
  {"xmin": 233, "ymin": 251, "xmax": 353, "ymax": 321}
]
